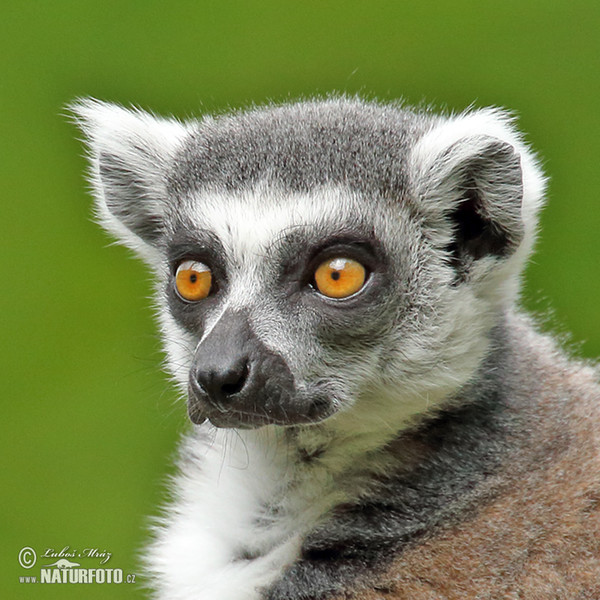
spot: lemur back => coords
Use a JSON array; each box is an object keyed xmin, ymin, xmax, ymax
[{"xmin": 72, "ymin": 97, "xmax": 600, "ymax": 599}]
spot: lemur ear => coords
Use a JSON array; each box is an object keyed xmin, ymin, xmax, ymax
[
  {"xmin": 410, "ymin": 109, "xmax": 545, "ymax": 280},
  {"xmin": 70, "ymin": 99, "xmax": 189, "ymax": 256}
]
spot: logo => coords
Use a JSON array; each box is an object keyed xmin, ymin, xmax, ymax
[
  {"xmin": 43, "ymin": 559, "xmax": 80, "ymax": 569},
  {"xmin": 18, "ymin": 546, "xmax": 137, "ymax": 585}
]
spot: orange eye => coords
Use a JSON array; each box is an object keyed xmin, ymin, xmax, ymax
[
  {"xmin": 175, "ymin": 260, "xmax": 212, "ymax": 301},
  {"xmin": 314, "ymin": 257, "xmax": 367, "ymax": 299}
]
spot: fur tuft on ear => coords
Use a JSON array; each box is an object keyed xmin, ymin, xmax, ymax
[
  {"xmin": 70, "ymin": 98, "xmax": 190, "ymax": 260},
  {"xmin": 409, "ymin": 108, "xmax": 546, "ymax": 292}
]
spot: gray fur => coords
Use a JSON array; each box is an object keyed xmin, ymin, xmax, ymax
[
  {"xmin": 167, "ymin": 98, "xmax": 431, "ymax": 197},
  {"xmin": 71, "ymin": 96, "xmax": 599, "ymax": 600}
]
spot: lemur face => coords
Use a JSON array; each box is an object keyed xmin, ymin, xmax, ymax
[
  {"xmin": 73, "ymin": 98, "xmax": 544, "ymax": 430},
  {"xmin": 160, "ymin": 187, "xmax": 423, "ymax": 428}
]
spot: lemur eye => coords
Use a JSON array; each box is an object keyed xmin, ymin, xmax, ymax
[
  {"xmin": 314, "ymin": 257, "xmax": 367, "ymax": 299},
  {"xmin": 175, "ymin": 260, "xmax": 212, "ymax": 302}
]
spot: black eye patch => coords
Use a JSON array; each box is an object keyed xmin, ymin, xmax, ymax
[{"xmin": 166, "ymin": 227, "xmax": 226, "ymax": 275}]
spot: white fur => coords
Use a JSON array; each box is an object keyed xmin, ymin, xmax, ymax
[
  {"xmin": 145, "ymin": 427, "xmax": 351, "ymax": 599},
  {"xmin": 70, "ymin": 98, "xmax": 191, "ymax": 264},
  {"xmin": 409, "ymin": 107, "xmax": 547, "ymax": 305}
]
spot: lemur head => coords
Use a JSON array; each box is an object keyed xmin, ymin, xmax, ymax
[{"xmin": 73, "ymin": 98, "xmax": 545, "ymax": 431}]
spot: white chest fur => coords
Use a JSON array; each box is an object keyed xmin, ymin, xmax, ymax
[{"xmin": 145, "ymin": 426, "xmax": 347, "ymax": 600}]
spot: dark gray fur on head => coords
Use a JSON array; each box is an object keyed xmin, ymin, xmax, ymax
[{"xmin": 168, "ymin": 98, "xmax": 431, "ymax": 197}]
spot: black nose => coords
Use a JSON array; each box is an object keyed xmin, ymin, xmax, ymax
[
  {"xmin": 195, "ymin": 359, "xmax": 250, "ymax": 406},
  {"xmin": 187, "ymin": 310, "xmax": 297, "ymax": 427}
]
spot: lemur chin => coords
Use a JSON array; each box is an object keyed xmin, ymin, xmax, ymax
[{"xmin": 72, "ymin": 96, "xmax": 600, "ymax": 600}]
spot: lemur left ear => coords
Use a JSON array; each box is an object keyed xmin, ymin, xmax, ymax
[
  {"xmin": 70, "ymin": 99, "xmax": 189, "ymax": 260},
  {"xmin": 409, "ymin": 109, "xmax": 546, "ymax": 280}
]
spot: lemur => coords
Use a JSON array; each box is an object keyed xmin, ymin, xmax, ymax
[{"xmin": 73, "ymin": 97, "xmax": 600, "ymax": 599}]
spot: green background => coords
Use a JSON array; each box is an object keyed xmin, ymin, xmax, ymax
[{"xmin": 2, "ymin": 1, "xmax": 599, "ymax": 597}]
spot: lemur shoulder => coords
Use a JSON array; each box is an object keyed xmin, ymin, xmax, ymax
[{"xmin": 73, "ymin": 97, "xmax": 600, "ymax": 599}]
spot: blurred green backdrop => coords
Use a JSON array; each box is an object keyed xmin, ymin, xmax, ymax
[{"xmin": 2, "ymin": 1, "xmax": 599, "ymax": 597}]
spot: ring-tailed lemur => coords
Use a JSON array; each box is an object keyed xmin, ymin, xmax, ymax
[{"xmin": 72, "ymin": 97, "xmax": 600, "ymax": 600}]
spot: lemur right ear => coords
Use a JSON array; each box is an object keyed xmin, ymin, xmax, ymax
[
  {"xmin": 409, "ymin": 109, "xmax": 546, "ymax": 282},
  {"xmin": 70, "ymin": 99, "xmax": 189, "ymax": 258}
]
